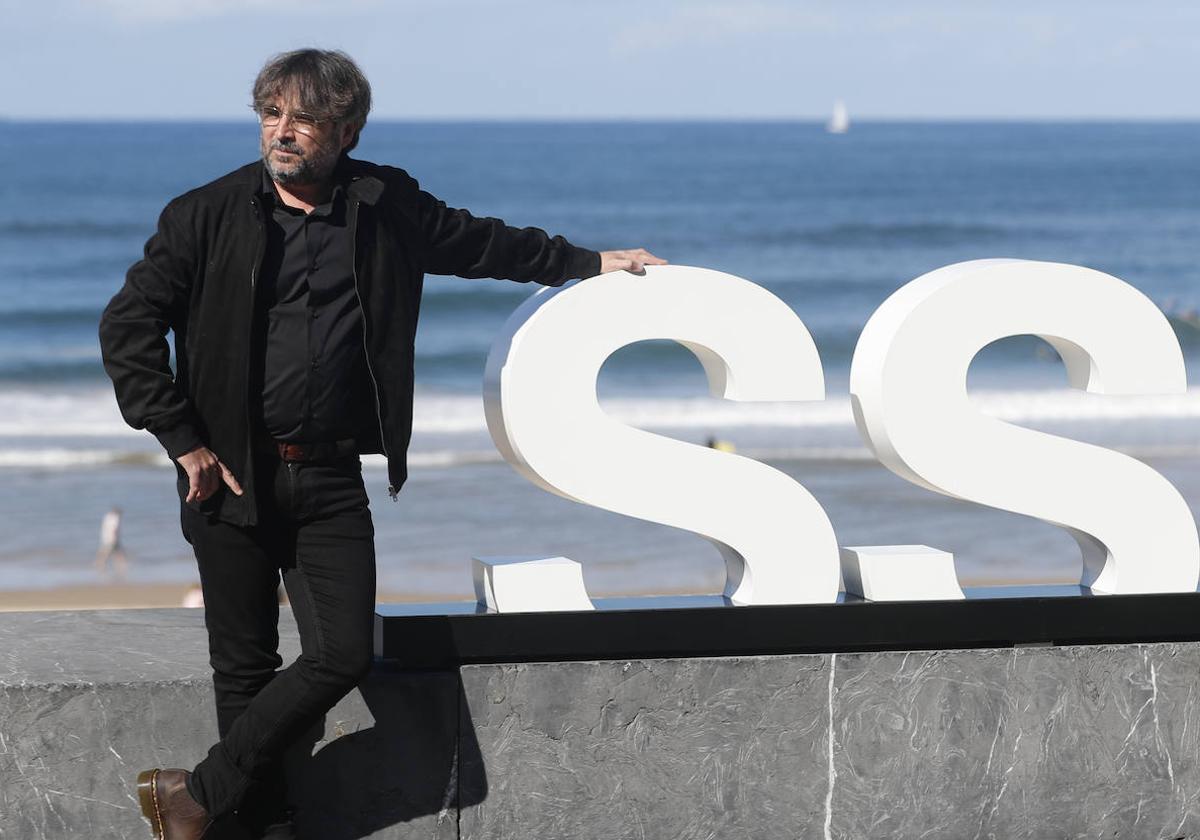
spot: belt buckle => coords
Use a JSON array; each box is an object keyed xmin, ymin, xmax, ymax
[{"xmin": 277, "ymin": 442, "xmax": 310, "ymax": 462}]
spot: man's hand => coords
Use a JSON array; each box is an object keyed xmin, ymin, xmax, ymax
[
  {"xmin": 599, "ymin": 248, "xmax": 668, "ymax": 276},
  {"xmin": 177, "ymin": 446, "xmax": 244, "ymax": 503}
]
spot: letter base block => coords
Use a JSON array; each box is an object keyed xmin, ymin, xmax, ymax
[
  {"xmin": 472, "ymin": 555, "xmax": 595, "ymax": 613},
  {"xmin": 840, "ymin": 545, "xmax": 965, "ymax": 601}
]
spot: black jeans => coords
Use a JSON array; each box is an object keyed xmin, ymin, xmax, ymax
[{"xmin": 180, "ymin": 449, "xmax": 376, "ymax": 822}]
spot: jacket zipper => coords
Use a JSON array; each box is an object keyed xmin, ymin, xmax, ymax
[
  {"xmin": 349, "ymin": 198, "xmax": 396, "ymax": 500},
  {"xmin": 243, "ymin": 196, "xmax": 266, "ymax": 526}
]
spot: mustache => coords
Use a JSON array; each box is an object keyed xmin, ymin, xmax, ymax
[{"xmin": 270, "ymin": 139, "xmax": 305, "ymax": 155}]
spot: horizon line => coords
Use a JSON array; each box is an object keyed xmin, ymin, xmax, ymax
[{"xmin": 4, "ymin": 115, "xmax": 1200, "ymax": 124}]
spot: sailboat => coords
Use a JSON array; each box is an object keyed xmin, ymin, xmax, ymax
[{"xmin": 826, "ymin": 100, "xmax": 849, "ymax": 134}]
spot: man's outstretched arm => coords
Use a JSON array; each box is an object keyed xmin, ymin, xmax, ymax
[{"xmin": 418, "ymin": 190, "xmax": 665, "ymax": 284}]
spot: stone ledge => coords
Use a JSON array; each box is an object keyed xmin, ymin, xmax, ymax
[
  {"xmin": 3, "ymin": 609, "xmax": 1200, "ymax": 838},
  {"xmin": 0, "ymin": 608, "xmax": 460, "ymax": 840}
]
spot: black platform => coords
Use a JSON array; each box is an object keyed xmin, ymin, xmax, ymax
[{"xmin": 373, "ymin": 586, "xmax": 1200, "ymax": 669}]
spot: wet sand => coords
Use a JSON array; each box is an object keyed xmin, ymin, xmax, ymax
[
  {"xmin": 0, "ymin": 574, "xmax": 1060, "ymax": 614},
  {"xmin": 0, "ymin": 582, "xmax": 460, "ymax": 613}
]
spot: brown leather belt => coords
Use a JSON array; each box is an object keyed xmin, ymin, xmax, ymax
[{"xmin": 258, "ymin": 436, "xmax": 357, "ymax": 463}]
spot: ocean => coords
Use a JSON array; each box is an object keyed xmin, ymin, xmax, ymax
[{"xmin": 0, "ymin": 120, "xmax": 1197, "ymax": 599}]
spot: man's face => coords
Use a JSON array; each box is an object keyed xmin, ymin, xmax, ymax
[{"xmin": 259, "ymin": 91, "xmax": 351, "ymax": 187}]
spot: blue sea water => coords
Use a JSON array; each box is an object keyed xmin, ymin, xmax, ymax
[{"xmin": 0, "ymin": 120, "xmax": 1197, "ymax": 596}]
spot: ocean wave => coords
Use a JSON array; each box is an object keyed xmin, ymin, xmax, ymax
[
  {"xmin": 0, "ymin": 358, "xmax": 106, "ymax": 384},
  {"xmin": 0, "ymin": 446, "xmax": 875, "ymax": 470},
  {"xmin": 3, "ymin": 386, "xmax": 1200, "ymax": 440},
  {"xmin": 0, "ymin": 448, "xmax": 492, "ymax": 470},
  {"xmin": 0, "ymin": 307, "xmax": 103, "ymax": 329},
  {"xmin": 0, "ymin": 449, "xmax": 170, "ymax": 468},
  {"xmin": 0, "ymin": 219, "xmax": 150, "ymax": 240},
  {"xmin": 739, "ymin": 221, "xmax": 1040, "ymax": 248},
  {"xmin": 2, "ymin": 257, "xmax": 130, "ymax": 281},
  {"xmin": 5, "ymin": 440, "xmax": 1200, "ymax": 472},
  {"xmin": 415, "ymin": 331, "xmax": 1087, "ymax": 375},
  {"xmin": 0, "ymin": 389, "xmax": 139, "ymax": 436},
  {"xmin": 416, "ymin": 387, "xmax": 1200, "ymax": 436}
]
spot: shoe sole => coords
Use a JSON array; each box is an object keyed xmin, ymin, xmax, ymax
[{"xmin": 136, "ymin": 769, "xmax": 164, "ymax": 839}]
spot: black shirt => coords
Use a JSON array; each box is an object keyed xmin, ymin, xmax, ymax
[{"xmin": 254, "ymin": 171, "xmax": 373, "ymax": 442}]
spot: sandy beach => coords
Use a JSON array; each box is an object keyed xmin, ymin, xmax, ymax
[
  {"xmin": 0, "ymin": 571, "xmax": 1063, "ymax": 614},
  {"xmin": 0, "ymin": 582, "xmax": 461, "ymax": 613}
]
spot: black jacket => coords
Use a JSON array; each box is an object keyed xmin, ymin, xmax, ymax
[{"xmin": 99, "ymin": 158, "xmax": 599, "ymax": 525}]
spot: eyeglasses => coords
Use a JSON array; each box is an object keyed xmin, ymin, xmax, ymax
[{"xmin": 255, "ymin": 105, "xmax": 329, "ymax": 136}]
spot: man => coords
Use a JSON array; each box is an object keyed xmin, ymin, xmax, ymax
[{"xmin": 100, "ymin": 48, "xmax": 664, "ymax": 840}]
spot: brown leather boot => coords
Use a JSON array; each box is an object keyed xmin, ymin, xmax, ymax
[{"xmin": 135, "ymin": 768, "xmax": 213, "ymax": 839}]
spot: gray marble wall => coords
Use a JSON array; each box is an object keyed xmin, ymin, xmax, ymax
[
  {"xmin": 459, "ymin": 647, "xmax": 1200, "ymax": 839},
  {"xmin": 2, "ymin": 609, "xmax": 1199, "ymax": 839},
  {"xmin": 0, "ymin": 609, "xmax": 461, "ymax": 840}
]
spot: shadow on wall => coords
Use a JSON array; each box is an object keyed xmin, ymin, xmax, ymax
[{"xmin": 205, "ymin": 665, "xmax": 487, "ymax": 840}]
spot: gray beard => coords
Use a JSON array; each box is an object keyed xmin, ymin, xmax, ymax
[{"xmin": 261, "ymin": 140, "xmax": 339, "ymax": 186}]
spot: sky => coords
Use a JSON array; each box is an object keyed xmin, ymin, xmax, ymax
[{"xmin": 2, "ymin": 0, "xmax": 1198, "ymax": 120}]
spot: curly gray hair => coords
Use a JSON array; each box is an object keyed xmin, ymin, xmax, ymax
[{"xmin": 251, "ymin": 48, "xmax": 372, "ymax": 152}]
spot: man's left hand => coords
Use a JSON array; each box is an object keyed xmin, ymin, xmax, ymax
[{"xmin": 599, "ymin": 249, "xmax": 668, "ymax": 276}]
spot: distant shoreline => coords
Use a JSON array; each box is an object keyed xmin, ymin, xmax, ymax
[
  {"xmin": 0, "ymin": 576, "xmax": 1068, "ymax": 613},
  {"xmin": 0, "ymin": 582, "xmax": 462, "ymax": 613}
]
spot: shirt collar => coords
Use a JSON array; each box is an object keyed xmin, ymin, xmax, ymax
[{"xmin": 260, "ymin": 165, "xmax": 346, "ymax": 215}]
